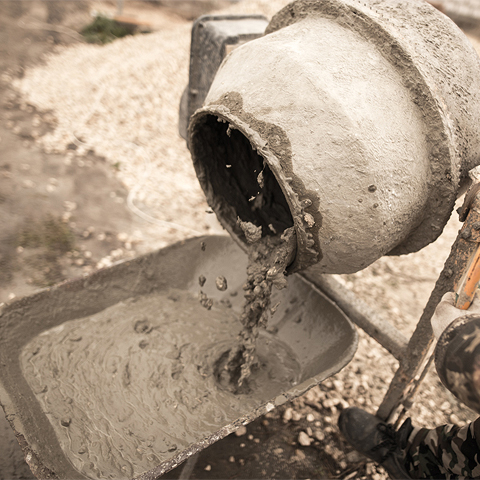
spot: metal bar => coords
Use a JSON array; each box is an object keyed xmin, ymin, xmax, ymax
[
  {"xmin": 178, "ymin": 454, "xmax": 199, "ymax": 480},
  {"xmin": 393, "ymin": 351, "xmax": 435, "ymax": 429},
  {"xmin": 377, "ymin": 194, "xmax": 480, "ymax": 421},
  {"xmin": 301, "ymin": 273, "xmax": 408, "ymax": 360}
]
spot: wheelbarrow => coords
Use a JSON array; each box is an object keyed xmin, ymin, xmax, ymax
[{"xmin": 0, "ymin": 235, "xmax": 358, "ymax": 479}]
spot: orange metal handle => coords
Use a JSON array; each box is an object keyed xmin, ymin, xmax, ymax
[{"xmin": 454, "ymin": 246, "xmax": 480, "ymax": 310}]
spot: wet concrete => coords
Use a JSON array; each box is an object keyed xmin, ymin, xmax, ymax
[
  {"xmin": 0, "ymin": 235, "xmax": 357, "ymax": 479},
  {"xmin": 20, "ymin": 288, "xmax": 301, "ymax": 479},
  {"xmin": 221, "ymin": 225, "xmax": 296, "ymax": 389}
]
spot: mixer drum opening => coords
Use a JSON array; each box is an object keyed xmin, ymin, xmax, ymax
[{"xmin": 190, "ymin": 113, "xmax": 294, "ymax": 241}]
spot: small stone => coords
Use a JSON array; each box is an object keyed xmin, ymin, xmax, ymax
[
  {"xmin": 204, "ymin": 465, "xmax": 211, "ymax": 471},
  {"xmin": 314, "ymin": 430, "xmax": 325, "ymax": 442},
  {"xmin": 306, "ymin": 413, "xmax": 315, "ymax": 422},
  {"xmin": 273, "ymin": 448, "xmax": 283, "ymax": 455},
  {"xmin": 283, "ymin": 407, "xmax": 293, "ymax": 422},
  {"xmin": 294, "ymin": 449, "xmax": 306, "ymax": 461},
  {"xmin": 61, "ymin": 418, "xmax": 71, "ymax": 427},
  {"xmin": 292, "ymin": 410, "xmax": 302, "ymax": 421},
  {"xmin": 298, "ymin": 431, "xmax": 312, "ymax": 446},
  {"xmin": 450, "ymin": 413, "xmax": 460, "ymax": 424},
  {"xmin": 228, "ymin": 456, "xmax": 235, "ymax": 463},
  {"xmin": 235, "ymin": 426, "xmax": 247, "ymax": 437},
  {"xmin": 440, "ymin": 401, "xmax": 450, "ymax": 411},
  {"xmin": 304, "ymin": 213, "xmax": 315, "ymax": 227},
  {"xmin": 333, "ymin": 380, "xmax": 344, "ymax": 392},
  {"xmin": 215, "ymin": 275, "xmax": 227, "ymax": 291},
  {"xmin": 198, "ymin": 275, "xmax": 206, "ymax": 287}
]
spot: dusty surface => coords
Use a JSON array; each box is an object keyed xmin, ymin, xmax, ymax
[{"xmin": 1, "ymin": 1, "xmax": 480, "ymax": 479}]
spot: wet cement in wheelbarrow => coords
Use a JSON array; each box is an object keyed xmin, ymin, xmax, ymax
[
  {"xmin": 20, "ymin": 288, "xmax": 301, "ymax": 480},
  {"xmin": 218, "ymin": 223, "xmax": 296, "ymax": 390}
]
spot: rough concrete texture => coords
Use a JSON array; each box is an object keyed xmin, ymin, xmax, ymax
[
  {"xmin": 0, "ymin": 236, "xmax": 357, "ymax": 480},
  {"xmin": 189, "ymin": 0, "xmax": 480, "ymax": 274},
  {"xmin": 21, "ymin": 289, "xmax": 301, "ymax": 479}
]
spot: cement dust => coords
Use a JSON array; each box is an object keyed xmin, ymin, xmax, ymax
[
  {"xmin": 217, "ymin": 221, "xmax": 296, "ymax": 391},
  {"xmin": 20, "ymin": 288, "xmax": 300, "ymax": 479}
]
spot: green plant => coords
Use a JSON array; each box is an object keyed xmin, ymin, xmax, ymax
[
  {"xmin": 81, "ymin": 15, "xmax": 133, "ymax": 44},
  {"xmin": 18, "ymin": 214, "xmax": 75, "ymax": 254}
]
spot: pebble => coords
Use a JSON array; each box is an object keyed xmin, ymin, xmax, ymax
[
  {"xmin": 283, "ymin": 407, "xmax": 293, "ymax": 422},
  {"xmin": 294, "ymin": 449, "xmax": 306, "ymax": 461},
  {"xmin": 298, "ymin": 431, "xmax": 312, "ymax": 446},
  {"xmin": 204, "ymin": 465, "xmax": 211, "ymax": 471},
  {"xmin": 235, "ymin": 425, "xmax": 247, "ymax": 437},
  {"xmin": 440, "ymin": 401, "xmax": 451, "ymax": 411},
  {"xmin": 450, "ymin": 413, "xmax": 460, "ymax": 424},
  {"xmin": 306, "ymin": 413, "xmax": 315, "ymax": 422},
  {"xmin": 215, "ymin": 275, "xmax": 228, "ymax": 291},
  {"xmin": 228, "ymin": 456, "xmax": 235, "ymax": 463},
  {"xmin": 60, "ymin": 418, "xmax": 71, "ymax": 427}
]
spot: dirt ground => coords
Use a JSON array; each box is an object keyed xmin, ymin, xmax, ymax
[{"xmin": 1, "ymin": 1, "xmax": 480, "ymax": 480}]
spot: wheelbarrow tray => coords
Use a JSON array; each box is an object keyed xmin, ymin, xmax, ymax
[{"xmin": 0, "ymin": 235, "xmax": 357, "ymax": 479}]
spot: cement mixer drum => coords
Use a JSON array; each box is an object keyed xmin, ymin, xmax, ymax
[{"xmin": 188, "ymin": 0, "xmax": 480, "ymax": 274}]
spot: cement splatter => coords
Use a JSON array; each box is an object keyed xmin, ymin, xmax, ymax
[
  {"xmin": 199, "ymin": 290, "xmax": 213, "ymax": 310},
  {"xmin": 219, "ymin": 222, "xmax": 296, "ymax": 391},
  {"xmin": 20, "ymin": 289, "xmax": 301, "ymax": 480},
  {"xmin": 238, "ymin": 218, "xmax": 262, "ymax": 244},
  {"xmin": 216, "ymin": 276, "xmax": 228, "ymax": 291}
]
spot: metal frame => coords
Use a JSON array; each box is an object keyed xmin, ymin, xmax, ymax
[{"xmin": 305, "ymin": 189, "xmax": 480, "ymax": 422}]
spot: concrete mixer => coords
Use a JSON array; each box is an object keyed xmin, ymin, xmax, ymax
[{"xmin": 1, "ymin": 1, "xmax": 480, "ymax": 479}]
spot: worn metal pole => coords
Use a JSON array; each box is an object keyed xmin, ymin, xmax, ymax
[
  {"xmin": 302, "ymin": 273, "xmax": 408, "ymax": 360},
  {"xmin": 377, "ymin": 191, "xmax": 480, "ymax": 421}
]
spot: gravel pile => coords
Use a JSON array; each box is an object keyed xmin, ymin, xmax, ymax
[
  {"xmin": 11, "ymin": 1, "xmax": 480, "ymax": 478},
  {"xmin": 13, "ymin": 14, "xmax": 208, "ymax": 249}
]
